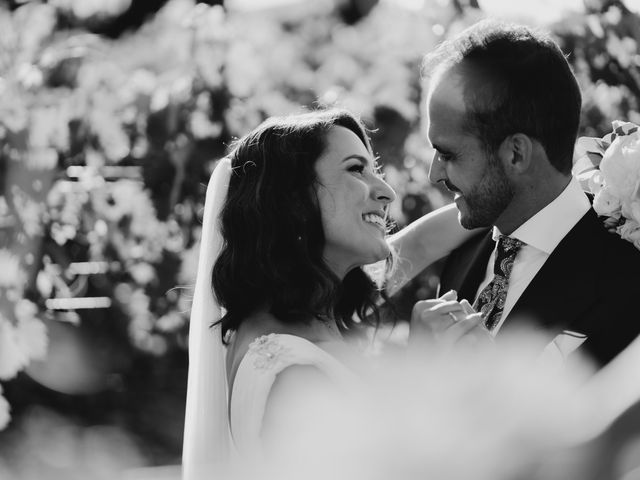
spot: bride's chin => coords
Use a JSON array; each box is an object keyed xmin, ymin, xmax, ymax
[
  {"xmin": 336, "ymin": 243, "xmax": 391, "ymax": 277},
  {"xmin": 363, "ymin": 244, "xmax": 391, "ymax": 265},
  {"xmin": 375, "ymin": 241, "xmax": 391, "ymax": 260}
]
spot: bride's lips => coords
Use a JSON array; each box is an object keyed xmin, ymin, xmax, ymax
[{"xmin": 362, "ymin": 210, "xmax": 386, "ymax": 232}]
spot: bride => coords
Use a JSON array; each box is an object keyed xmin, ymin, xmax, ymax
[{"xmin": 182, "ymin": 108, "xmax": 481, "ymax": 479}]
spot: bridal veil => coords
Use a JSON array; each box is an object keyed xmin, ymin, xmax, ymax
[{"xmin": 182, "ymin": 157, "xmax": 232, "ymax": 480}]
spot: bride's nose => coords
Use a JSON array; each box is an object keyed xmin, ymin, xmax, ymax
[{"xmin": 370, "ymin": 174, "xmax": 396, "ymax": 204}]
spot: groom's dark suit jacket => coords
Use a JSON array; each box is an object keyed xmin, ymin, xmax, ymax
[{"xmin": 439, "ymin": 208, "xmax": 640, "ymax": 367}]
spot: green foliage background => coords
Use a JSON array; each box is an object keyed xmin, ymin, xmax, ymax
[{"xmin": 0, "ymin": 0, "xmax": 638, "ymax": 474}]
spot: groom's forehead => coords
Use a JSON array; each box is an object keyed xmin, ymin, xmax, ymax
[
  {"xmin": 427, "ymin": 79, "xmax": 467, "ymax": 135},
  {"xmin": 427, "ymin": 72, "xmax": 467, "ymax": 113},
  {"xmin": 427, "ymin": 90, "xmax": 467, "ymax": 144}
]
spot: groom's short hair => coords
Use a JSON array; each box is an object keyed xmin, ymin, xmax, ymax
[{"xmin": 423, "ymin": 20, "xmax": 581, "ymax": 175}]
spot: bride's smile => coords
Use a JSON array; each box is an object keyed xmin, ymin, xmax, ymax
[
  {"xmin": 315, "ymin": 125, "xmax": 396, "ymax": 278},
  {"xmin": 362, "ymin": 211, "xmax": 387, "ymax": 231}
]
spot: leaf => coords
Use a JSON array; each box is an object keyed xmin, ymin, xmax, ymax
[
  {"xmin": 602, "ymin": 132, "xmax": 615, "ymax": 149},
  {"xmin": 574, "ymin": 136, "xmax": 604, "ymax": 161},
  {"xmin": 611, "ymin": 120, "xmax": 640, "ymax": 137},
  {"xmin": 573, "ymin": 132, "xmax": 611, "ymax": 179}
]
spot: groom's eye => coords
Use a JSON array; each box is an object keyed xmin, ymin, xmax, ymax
[{"xmin": 437, "ymin": 152, "xmax": 455, "ymax": 162}]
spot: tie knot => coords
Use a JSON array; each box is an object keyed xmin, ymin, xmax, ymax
[
  {"xmin": 493, "ymin": 235, "xmax": 524, "ymax": 277},
  {"xmin": 497, "ymin": 235, "xmax": 524, "ymax": 253}
]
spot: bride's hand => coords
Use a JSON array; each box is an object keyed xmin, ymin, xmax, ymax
[{"xmin": 408, "ymin": 290, "xmax": 493, "ymax": 352}]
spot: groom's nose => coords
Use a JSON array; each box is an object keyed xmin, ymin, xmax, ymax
[{"xmin": 428, "ymin": 153, "xmax": 447, "ymax": 184}]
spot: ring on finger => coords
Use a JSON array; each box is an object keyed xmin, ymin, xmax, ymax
[{"xmin": 447, "ymin": 311, "xmax": 458, "ymax": 322}]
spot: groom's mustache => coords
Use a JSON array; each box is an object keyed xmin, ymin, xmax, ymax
[{"xmin": 444, "ymin": 180, "xmax": 461, "ymax": 193}]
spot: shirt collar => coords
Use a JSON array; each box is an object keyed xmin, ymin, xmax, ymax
[{"xmin": 492, "ymin": 177, "xmax": 591, "ymax": 254}]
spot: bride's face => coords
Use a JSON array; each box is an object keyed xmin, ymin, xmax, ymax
[{"xmin": 315, "ymin": 126, "xmax": 396, "ymax": 279}]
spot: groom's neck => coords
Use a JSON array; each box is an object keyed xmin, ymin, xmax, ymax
[{"xmin": 495, "ymin": 174, "xmax": 572, "ymax": 235}]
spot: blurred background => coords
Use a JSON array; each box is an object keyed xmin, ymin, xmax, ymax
[{"xmin": 1, "ymin": 0, "xmax": 640, "ymax": 478}]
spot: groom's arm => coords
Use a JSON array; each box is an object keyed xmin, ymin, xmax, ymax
[{"xmin": 386, "ymin": 203, "xmax": 480, "ymax": 297}]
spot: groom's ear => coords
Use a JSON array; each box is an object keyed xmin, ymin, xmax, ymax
[{"xmin": 497, "ymin": 133, "xmax": 533, "ymax": 174}]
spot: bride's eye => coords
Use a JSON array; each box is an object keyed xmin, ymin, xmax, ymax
[{"xmin": 348, "ymin": 164, "xmax": 365, "ymax": 174}]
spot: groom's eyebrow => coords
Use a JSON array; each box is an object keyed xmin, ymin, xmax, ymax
[
  {"xmin": 432, "ymin": 144, "xmax": 456, "ymax": 157},
  {"xmin": 431, "ymin": 144, "xmax": 447, "ymax": 153}
]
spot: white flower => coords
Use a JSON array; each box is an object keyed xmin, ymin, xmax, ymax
[
  {"xmin": 0, "ymin": 100, "xmax": 29, "ymax": 135},
  {"xmin": 129, "ymin": 263, "xmax": 155, "ymax": 286},
  {"xmin": 0, "ymin": 319, "xmax": 27, "ymax": 380},
  {"xmin": 617, "ymin": 220, "xmax": 640, "ymax": 250},
  {"xmin": 14, "ymin": 299, "xmax": 38, "ymax": 322},
  {"xmin": 90, "ymin": 109, "xmax": 130, "ymax": 162},
  {"xmin": 10, "ymin": 185, "xmax": 44, "ymax": 237},
  {"xmin": 623, "ymin": 179, "xmax": 640, "ymax": 224},
  {"xmin": 586, "ymin": 169, "xmax": 605, "ymax": 196},
  {"xmin": 25, "ymin": 148, "xmax": 58, "ymax": 171},
  {"xmin": 593, "ymin": 186, "xmax": 622, "ymax": 218},
  {"xmin": 29, "ymin": 104, "xmax": 70, "ymax": 151},
  {"xmin": 0, "ymin": 387, "xmax": 10, "ymax": 430},
  {"xmin": 52, "ymin": 0, "xmax": 131, "ymax": 20},
  {"xmin": 14, "ymin": 301, "xmax": 48, "ymax": 361},
  {"xmin": 577, "ymin": 121, "xmax": 640, "ymax": 250},
  {"xmin": 13, "ymin": 3, "xmax": 57, "ymax": 65},
  {"xmin": 628, "ymin": 198, "xmax": 640, "ymax": 224},
  {"xmin": 0, "ymin": 249, "xmax": 21, "ymax": 288},
  {"xmin": 156, "ymin": 311, "xmax": 184, "ymax": 332},
  {"xmin": 600, "ymin": 128, "xmax": 640, "ymax": 200}
]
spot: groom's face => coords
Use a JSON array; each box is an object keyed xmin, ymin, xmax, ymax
[{"xmin": 426, "ymin": 76, "xmax": 514, "ymax": 229}]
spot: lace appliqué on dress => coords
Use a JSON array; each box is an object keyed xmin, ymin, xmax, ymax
[{"xmin": 248, "ymin": 334, "xmax": 289, "ymax": 371}]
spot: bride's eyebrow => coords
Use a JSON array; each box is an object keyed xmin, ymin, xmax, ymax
[{"xmin": 342, "ymin": 154, "xmax": 373, "ymax": 166}]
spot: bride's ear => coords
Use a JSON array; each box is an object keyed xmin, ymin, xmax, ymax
[{"xmin": 498, "ymin": 133, "xmax": 533, "ymax": 174}]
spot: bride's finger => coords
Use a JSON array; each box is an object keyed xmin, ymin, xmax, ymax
[
  {"xmin": 430, "ymin": 301, "xmax": 466, "ymax": 317},
  {"xmin": 441, "ymin": 314, "xmax": 491, "ymax": 347},
  {"xmin": 411, "ymin": 299, "xmax": 441, "ymax": 318},
  {"xmin": 416, "ymin": 301, "xmax": 466, "ymax": 330},
  {"xmin": 431, "ymin": 300, "xmax": 463, "ymax": 310},
  {"xmin": 460, "ymin": 299, "xmax": 475, "ymax": 315},
  {"xmin": 411, "ymin": 299, "xmax": 447, "ymax": 331},
  {"xmin": 411, "ymin": 299, "xmax": 461, "ymax": 319},
  {"xmin": 438, "ymin": 290, "xmax": 458, "ymax": 301}
]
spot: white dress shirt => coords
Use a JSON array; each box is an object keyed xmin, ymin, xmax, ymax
[{"xmin": 474, "ymin": 177, "xmax": 591, "ymax": 335}]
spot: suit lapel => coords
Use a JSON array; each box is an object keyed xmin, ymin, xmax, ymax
[
  {"xmin": 440, "ymin": 231, "xmax": 495, "ymax": 302},
  {"xmin": 457, "ymin": 232, "xmax": 495, "ymax": 302},
  {"xmin": 500, "ymin": 209, "xmax": 600, "ymax": 336}
]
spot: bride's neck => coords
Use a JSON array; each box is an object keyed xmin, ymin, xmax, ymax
[{"xmin": 239, "ymin": 309, "xmax": 342, "ymax": 344}]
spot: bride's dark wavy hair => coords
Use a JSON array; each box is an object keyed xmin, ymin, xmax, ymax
[{"xmin": 212, "ymin": 108, "xmax": 393, "ymax": 338}]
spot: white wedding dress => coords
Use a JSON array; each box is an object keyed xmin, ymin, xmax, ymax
[
  {"xmin": 182, "ymin": 159, "xmax": 363, "ymax": 480},
  {"xmin": 229, "ymin": 333, "xmax": 356, "ymax": 457}
]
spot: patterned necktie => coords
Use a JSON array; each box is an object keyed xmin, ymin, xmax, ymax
[{"xmin": 473, "ymin": 235, "xmax": 524, "ymax": 331}]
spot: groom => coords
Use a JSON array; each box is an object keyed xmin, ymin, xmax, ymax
[{"xmin": 410, "ymin": 20, "xmax": 640, "ymax": 367}]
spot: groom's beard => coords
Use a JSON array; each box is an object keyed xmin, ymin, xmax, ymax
[{"xmin": 455, "ymin": 160, "xmax": 515, "ymax": 230}]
